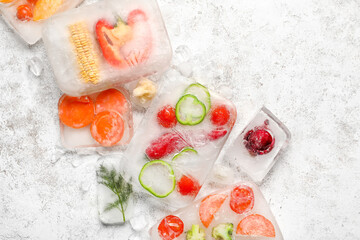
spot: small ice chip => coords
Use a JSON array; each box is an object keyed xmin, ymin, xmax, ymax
[
  {"xmin": 26, "ymin": 57, "xmax": 43, "ymax": 77},
  {"xmin": 176, "ymin": 62, "xmax": 193, "ymax": 78},
  {"xmin": 130, "ymin": 214, "xmax": 149, "ymax": 231},
  {"xmin": 174, "ymin": 45, "xmax": 191, "ymax": 65}
]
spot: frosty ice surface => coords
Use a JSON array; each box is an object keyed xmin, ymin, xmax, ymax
[
  {"xmin": 97, "ymin": 155, "xmax": 134, "ymax": 224},
  {"xmin": 42, "ymin": 0, "xmax": 172, "ymax": 97},
  {"xmin": 226, "ymin": 107, "xmax": 291, "ymax": 182},
  {"xmin": 0, "ymin": 0, "xmax": 84, "ymax": 44},
  {"xmin": 58, "ymin": 87, "xmax": 133, "ymax": 149},
  {"xmin": 121, "ymin": 75, "xmax": 237, "ymax": 208},
  {"xmin": 150, "ymin": 182, "xmax": 283, "ymax": 240}
]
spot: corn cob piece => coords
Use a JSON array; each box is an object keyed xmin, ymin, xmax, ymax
[{"xmin": 69, "ymin": 22, "xmax": 100, "ymax": 84}]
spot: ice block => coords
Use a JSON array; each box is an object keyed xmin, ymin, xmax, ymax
[
  {"xmin": 58, "ymin": 87, "xmax": 133, "ymax": 149},
  {"xmin": 227, "ymin": 107, "xmax": 291, "ymax": 182},
  {"xmin": 150, "ymin": 182, "xmax": 283, "ymax": 240},
  {"xmin": 121, "ymin": 76, "xmax": 237, "ymax": 208},
  {"xmin": 42, "ymin": 0, "xmax": 172, "ymax": 97},
  {"xmin": 0, "ymin": 0, "xmax": 84, "ymax": 44},
  {"xmin": 97, "ymin": 155, "xmax": 134, "ymax": 224}
]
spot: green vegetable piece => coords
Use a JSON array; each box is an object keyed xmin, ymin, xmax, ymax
[
  {"xmin": 186, "ymin": 224, "xmax": 206, "ymax": 240},
  {"xmin": 176, "ymin": 94, "xmax": 206, "ymax": 126},
  {"xmin": 184, "ymin": 83, "xmax": 211, "ymax": 113},
  {"xmin": 172, "ymin": 147, "xmax": 198, "ymax": 161},
  {"xmin": 138, "ymin": 160, "xmax": 176, "ymax": 198},
  {"xmin": 211, "ymin": 223, "xmax": 234, "ymax": 240},
  {"xmin": 98, "ymin": 165, "xmax": 133, "ymax": 222}
]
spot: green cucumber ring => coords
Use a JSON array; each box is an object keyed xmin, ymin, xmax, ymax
[
  {"xmin": 172, "ymin": 147, "xmax": 198, "ymax": 161},
  {"xmin": 175, "ymin": 94, "xmax": 206, "ymax": 126},
  {"xmin": 184, "ymin": 83, "xmax": 211, "ymax": 113},
  {"xmin": 138, "ymin": 160, "xmax": 175, "ymax": 198}
]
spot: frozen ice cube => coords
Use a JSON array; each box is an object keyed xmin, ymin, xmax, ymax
[
  {"xmin": 121, "ymin": 76, "xmax": 237, "ymax": 208},
  {"xmin": 42, "ymin": 0, "xmax": 172, "ymax": 96},
  {"xmin": 149, "ymin": 182, "xmax": 284, "ymax": 240},
  {"xmin": 97, "ymin": 155, "xmax": 134, "ymax": 224},
  {"xmin": 226, "ymin": 107, "xmax": 291, "ymax": 182},
  {"xmin": 26, "ymin": 57, "xmax": 43, "ymax": 77},
  {"xmin": 0, "ymin": 0, "xmax": 84, "ymax": 44}
]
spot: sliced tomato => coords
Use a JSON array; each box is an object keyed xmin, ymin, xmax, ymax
[
  {"xmin": 58, "ymin": 94, "xmax": 94, "ymax": 129},
  {"xmin": 158, "ymin": 215, "xmax": 184, "ymax": 240},
  {"xmin": 236, "ymin": 214, "xmax": 276, "ymax": 237},
  {"xmin": 95, "ymin": 89, "xmax": 128, "ymax": 115},
  {"xmin": 90, "ymin": 110, "xmax": 124, "ymax": 146},
  {"xmin": 177, "ymin": 175, "xmax": 200, "ymax": 196},
  {"xmin": 199, "ymin": 193, "xmax": 227, "ymax": 228},
  {"xmin": 230, "ymin": 185, "xmax": 254, "ymax": 215}
]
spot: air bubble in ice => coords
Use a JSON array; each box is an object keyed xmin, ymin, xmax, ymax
[
  {"xmin": 26, "ymin": 57, "xmax": 43, "ymax": 77},
  {"xmin": 130, "ymin": 214, "xmax": 149, "ymax": 232},
  {"xmin": 174, "ymin": 45, "xmax": 191, "ymax": 65}
]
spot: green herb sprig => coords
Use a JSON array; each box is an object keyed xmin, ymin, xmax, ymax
[{"xmin": 98, "ymin": 165, "xmax": 133, "ymax": 222}]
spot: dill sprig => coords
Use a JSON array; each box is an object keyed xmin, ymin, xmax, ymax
[{"xmin": 98, "ymin": 165, "xmax": 133, "ymax": 222}]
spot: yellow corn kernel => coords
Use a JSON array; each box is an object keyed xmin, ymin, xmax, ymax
[{"xmin": 69, "ymin": 22, "xmax": 100, "ymax": 84}]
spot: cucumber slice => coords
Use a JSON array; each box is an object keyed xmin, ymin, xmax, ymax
[
  {"xmin": 184, "ymin": 83, "xmax": 211, "ymax": 113},
  {"xmin": 138, "ymin": 160, "xmax": 175, "ymax": 198},
  {"xmin": 172, "ymin": 147, "xmax": 198, "ymax": 161},
  {"xmin": 176, "ymin": 94, "xmax": 206, "ymax": 125}
]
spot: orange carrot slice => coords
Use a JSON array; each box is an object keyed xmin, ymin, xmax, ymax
[
  {"xmin": 95, "ymin": 89, "xmax": 128, "ymax": 115},
  {"xmin": 58, "ymin": 94, "xmax": 94, "ymax": 129},
  {"xmin": 90, "ymin": 110, "xmax": 124, "ymax": 146}
]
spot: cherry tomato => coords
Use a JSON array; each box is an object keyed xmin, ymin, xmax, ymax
[
  {"xmin": 230, "ymin": 185, "xmax": 254, "ymax": 214},
  {"xmin": 157, "ymin": 215, "xmax": 184, "ymax": 240},
  {"xmin": 157, "ymin": 105, "xmax": 177, "ymax": 128},
  {"xmin": 210, "ymin": 105, "xmax": 230, "ymax": 126},
  {"xmin": 16, "ymin": 4, "xmax": 33, "ymax": 21},
  {"xmin": 58, "ymin": 95, "xmax": 94, "ymax": 129},
  {"xmin": 177, "ymin": 175, "xmax": 200, "ymax": 196}
]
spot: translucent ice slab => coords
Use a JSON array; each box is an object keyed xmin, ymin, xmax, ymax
[
  {"xmin": 42, "ymin": 0, "xmax": 172, "ymax": 97},
  {"xmin": 59, "ymin": 87, "xmax": 133, "ymax": 149},
  {"xmin": 150, "ymin": 182, "xmax": 283, "ymax": 240},
  {"xmin": 227, "ymin": 107, "xmax": 291, "ymax": 182},
  {"xmin": 0, "ymin": 0, "xmax": 84, "ymax": 44},
  {"xmin": 121, "ymin": 76, "xmax": 237, "ymax": 208},
  {"xmin": 97, "ymin": 155, "xmax": 134, "ymax": 224}
]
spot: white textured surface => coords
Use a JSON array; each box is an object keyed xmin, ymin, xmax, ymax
[{"xmin": 0, "ymin": 0, "xmax": 359, "ymax": 239}]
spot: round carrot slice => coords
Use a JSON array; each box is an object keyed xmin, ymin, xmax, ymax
[
  {"xmin": 58, "ymin": 94, "xmax": 94, "ymax": 129},
  {"xmin": 199, "ymin": 193, "xmax": 228, "ymax": 228},
  {"xmin": 95, "ymin": 89, "xmax": 128, "ymax": 115},
  {"xmin": 90, "ymin": 110, "xmax": 125, "ymax": 146},
  {"xmin": 236, "ymin": 214, "xmax": 275, "ymax": 237}
]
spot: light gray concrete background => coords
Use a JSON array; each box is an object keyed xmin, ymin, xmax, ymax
[{"xmin": 0, "ymin": 0, "xmax": 359, "ymax": 239}]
